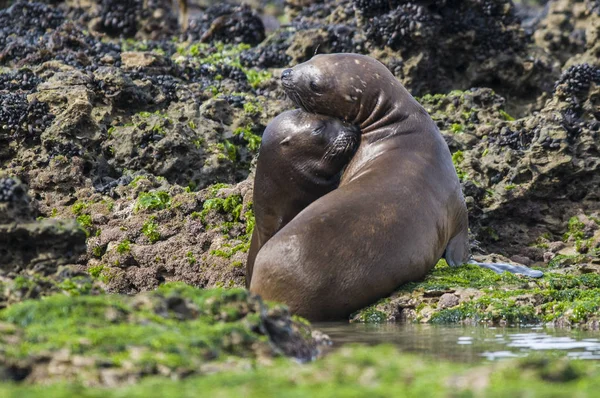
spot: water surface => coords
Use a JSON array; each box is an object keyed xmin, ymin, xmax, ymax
[{"xmin": 314, "ymin": 323, "xmax": 600, "ymax": 363}]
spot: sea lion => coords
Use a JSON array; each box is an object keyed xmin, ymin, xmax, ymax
[
  {"xmin": 250, "ymin": 53, "xmax": 541, "ymax": 321},
  {"xmin": 245, "ymin": 109, "xmax": 360, "ymax": 288}
]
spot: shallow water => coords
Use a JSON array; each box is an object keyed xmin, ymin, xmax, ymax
[{"xmin": 314, "ymin": 323, "xmax": 600, "ymax": 363}]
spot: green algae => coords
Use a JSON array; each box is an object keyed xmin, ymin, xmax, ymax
[
  {"xmin": 499, "ymin": 109, "xmax": 516, "ymax": 121},
  {"xmin": 177, "ymin": 42, "xmax": 272, "ymax": 92},
  {"xmin": 210, "ymin": 241, "xmax": 249, "ymax": 259},
  {"xmin": 196, "ymin": 192, "xmax": 243, "ymax": 226},
  {"xmin": 562, "ymin": 216, "xmax": 594, "ymax": 254},
  {"xmin": 189, "ymin": 185, "xmax": 253, "ymax": 254},
  {"xmin": 245, "ymin": 69, "xmax": 272, "ymax": 89},
  {"xmin": 352, "ymin": 307, "xmax": 388, "ymax": 323},
  {"xmin": 242, "ymin": 99, "xmax": 263, "ymax": 115},
  {"xmin": 76, "ymin": 214, "xmax": 93, "ymax": 237},
  {"xmin": 425, "ymin": 266, "xmax": 600, "ymax": 326},
  {"xmin": 451, "ymin": 150, "xmax": 468, "ymax": 181},
  {"xmin": 354, "ymin": 259, "xmax": 600, "ymax": 327},
  {"xmin": 135, "ymin": 191, "xmax": 171, "ymax": 212},
  {"xmin": 186, "ymin": 251, "xmax": 196, "ymax": 264},
  {"xmin": 0, "ymin": 283, "xmax": 315, "ymax": 386},
  {"xmin": 141, "ymin": 217, "xmax": 161, "ymax": 243},
  {"xmin": 0, "ymin": 273, "xmax": 99, "ymax": 309},
  {"xmin": 88, "ymin": 265, "xmax": 105, "ymax": 279},
  {"xmin": 2, "ymin": 344, "xmax": 600, "ymax": 397},
  {"xmin": 116, "ymin": 240, "xmax": 131, "ymax": 254},
  {"xmin": 233, "ymin": 124, "xmax": 262, "ymax": 152},
  {"xmin": 400, "ymin": 260, "xmax": 526, "ymax": 292},
  {"xmin": 71, "ymin": 201, "xmax": 89, "ymax": 216},
  {"xmin": 450, "ymin": 123, "xmax": 465, "ymax": 134}
]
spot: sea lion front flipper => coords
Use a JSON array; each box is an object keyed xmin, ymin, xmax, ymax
[{"xmin": 468, "ymin": 261, "xmax": 544, "ymax": 278}]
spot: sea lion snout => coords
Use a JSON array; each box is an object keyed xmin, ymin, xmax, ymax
[{"xmin": 343, "ymin": 123, "xmax": 360, "ymax": 135}]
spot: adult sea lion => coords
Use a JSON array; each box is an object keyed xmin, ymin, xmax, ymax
[
  {"xmin": 249, "ymin": 53, "xmax": 542, "ymax": 321},
  {"xmin": 246, "ymin": 109, "xmax": 360, "ymax": 288}
]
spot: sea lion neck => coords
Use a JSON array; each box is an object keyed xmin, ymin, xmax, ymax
[{"xmin": 355, "ymin": 87, "xmax": 423, "ymax": 144}]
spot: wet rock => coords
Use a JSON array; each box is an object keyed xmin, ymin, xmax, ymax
[{"xmin": 437, "ymin": 293, "xmax": 460, "ymax": 310}]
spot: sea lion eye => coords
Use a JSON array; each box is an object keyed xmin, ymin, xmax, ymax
[{"xmin": 309, "ymin": 81, "xmax": 319, "ymax": 92}]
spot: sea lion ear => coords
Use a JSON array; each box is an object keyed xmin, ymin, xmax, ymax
[{"xmin": 280, "ymin": 136, "xmax": 292, "ymax": 146}]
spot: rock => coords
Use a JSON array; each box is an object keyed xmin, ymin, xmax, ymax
[
  {"xmin": 0, "ymin": 285, "xmax": 325, "ymax": 385},
  {"xmin": 0, "ymin": 219, "xmax": 86, "ymax": 275},
  {"xmin": 534, "ymin": 0, "xmax": 599, "ymax": 67},
  {"xmin": 0, "ymin": 177, "xmax": 32, "ymax": 223},
  {"xmin": 437, "ymin": 293, "xmax": 460, "ymax": 310},
  {"xmin": 549, "ymin": 241, "xmax": 567, "ymax": 253},
  {"xmin": 510, "ymin": 255, "xmax": 533, "ymax": 266},
  {"xmin": 0, "ymin": 177, "xmax": 86, "ymax": 275},
  {"xmin": 121, "ymin": 52, "xmax": 168, "ymax": 69}
]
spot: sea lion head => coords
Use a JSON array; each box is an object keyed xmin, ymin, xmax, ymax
[
  {"xmin": 262, "ymin": 109, "xmax": 360, "ymax": 179},
  {"xmin": 281, "ymin": 53, "xmax": 397, "ymax": 127}
]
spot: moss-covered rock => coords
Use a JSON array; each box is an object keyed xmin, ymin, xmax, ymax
[
  {"xmin": 351, "ymin": 258, "xmax": 600, "ymax": 329},
  {"xmin": 0, "ymin": 283, "xmax": 324, "ymax": 385},
  {"xmin": 2, "ymin": 344, "xmax": 600, "ymax": 396}
]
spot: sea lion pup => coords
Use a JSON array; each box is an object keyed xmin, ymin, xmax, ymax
[
  {"xmin": 250, "ymin": 53, "xmax": 542, "ymax": 321},
  {"xmin": 245, "ymin": 109, "xmax": 360, "ymax": 288}
]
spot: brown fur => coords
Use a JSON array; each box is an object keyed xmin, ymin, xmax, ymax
[
  {"xmin": 250, "ymin": 54, "xmax": 470, "ymax": 321},
  {"xmin": 246, "ymin": 109, "xmax": 359, "ymax": 288}
]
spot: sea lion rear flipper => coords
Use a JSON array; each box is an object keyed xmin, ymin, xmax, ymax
[
  {"xmin": 468, "ymin": 261, "xmax": 544, "ymax": 278},
  {"xmin": 444, "ymin": 228, "xmax": 470, "ymax": 267}
]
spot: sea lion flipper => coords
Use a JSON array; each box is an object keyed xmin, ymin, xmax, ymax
[
  {"xmin": 444, "ymin": 228, "xmax": 470, "ymax": 267},
  {"xmin": 469, "ymin": 261, "xmax": 544, "ymax": 278}
]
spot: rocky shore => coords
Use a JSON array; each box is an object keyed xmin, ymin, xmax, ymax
[{"xmin": 0, "ymin": 0, "xmax": 599, "ymax": 392}]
